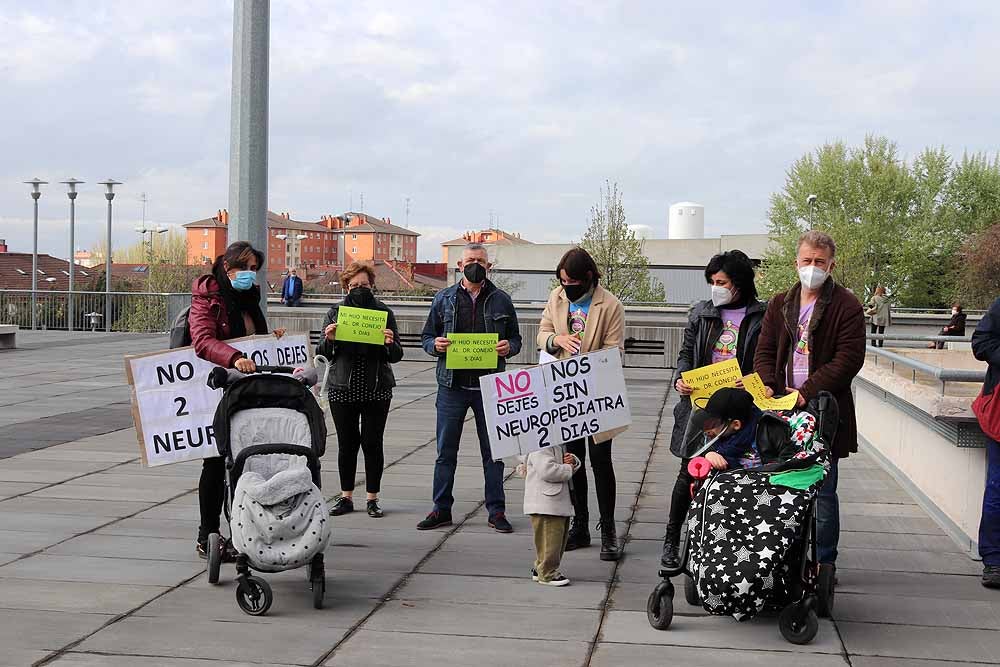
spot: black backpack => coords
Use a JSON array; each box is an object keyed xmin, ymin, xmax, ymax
[{"xmin": 169, "ymin": 306, "xmax": 192, "ymax": 349}]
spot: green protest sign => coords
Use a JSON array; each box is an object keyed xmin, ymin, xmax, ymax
[
  {"xmin": 334, "ymin": 306, "xmax": 388, "ymax": 345},
  {"xmin": 446, "ymin": 333, "xmax": 499, "ymax": 369}
]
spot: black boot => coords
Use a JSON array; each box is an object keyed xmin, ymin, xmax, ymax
[
  {"xmin": 660, "ymin": 534, "xmax": 680, "ymax": 569},
  {"xmin": 565, "ymin": 516, "xmax": 591, "ymax": 551},
  {"xmin": 599, "ymin": 521, "xmax": 621, "ymax": 561}
]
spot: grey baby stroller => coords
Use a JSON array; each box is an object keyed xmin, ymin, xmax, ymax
[{"xmin": 206, "ymin": 365, "xmax": 330, "ymax": 615}]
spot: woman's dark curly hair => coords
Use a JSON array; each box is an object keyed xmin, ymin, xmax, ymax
[{"xmin": 704, "ymin": 249, "xmax": 757, "ymax": 302}]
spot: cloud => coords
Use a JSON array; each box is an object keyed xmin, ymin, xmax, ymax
[
  {"xmin": 2, "ymin": 0, "xmax": 1000, "ymax": 269},
  {"xmin": 0, "ymin": 12, "xmax": 102, "ymax": 82}
]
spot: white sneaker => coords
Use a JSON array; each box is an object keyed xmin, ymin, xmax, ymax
[
  {"xmin": 531, "ymin": 568, "xmax": 539, "ymax": 582},
  {"xmin": 538, "ymin": 574, "xmax": 570, "ymax": 587}
]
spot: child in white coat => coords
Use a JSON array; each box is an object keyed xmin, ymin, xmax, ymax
[{"xmin": 522, "ymin": 444, "xmax": 582, "ymax": 586}]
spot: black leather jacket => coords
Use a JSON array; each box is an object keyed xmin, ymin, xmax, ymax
[
  {"xmin": 315, "ymin": 299, "xmax": 404, "ymax": 393},
  {"xmin": 670, "ymin": 298, "xmax": 767, "ymax": 457}
]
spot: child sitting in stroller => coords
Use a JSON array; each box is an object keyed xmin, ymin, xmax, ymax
[{"xmin": 692, "ymin": 388, "xmax": 764, "ymax": 472}]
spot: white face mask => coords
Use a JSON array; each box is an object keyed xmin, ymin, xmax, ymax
[
  {"xmin": 711, "ymin": 285, "xmax": 734, "ymax": 307},
  {"xmin": 798, "ymin": 265, "xmax": 828, "ymax": 290}
]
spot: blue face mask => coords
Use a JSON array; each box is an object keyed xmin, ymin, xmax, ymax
[{"xmin": 231, "ymin": 270, "xmax": 257, "ymax": 291}]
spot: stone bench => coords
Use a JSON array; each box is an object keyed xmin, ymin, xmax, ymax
[{"xmin": 0, "ymin": 324, "xmax": 17, "ymax": 349}]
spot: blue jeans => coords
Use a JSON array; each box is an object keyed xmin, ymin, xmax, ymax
[
  {"xmin": 816, "ymin": 460, "xmax": 840, "ymax": 564},
  {"xmin": 432, "ymin": 385, "xmax": 505, "ymax": 516},
  {"xmin": 980, "ymin": 438, "xmax": 1000, "ymax": 566}
]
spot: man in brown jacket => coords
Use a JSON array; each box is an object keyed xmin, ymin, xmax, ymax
[{"xmin": 754, "ymin": 230, "xmax": 866, "ymax": 572}]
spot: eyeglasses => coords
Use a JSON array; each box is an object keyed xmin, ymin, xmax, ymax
[{"xmin": 348, "ymin": 283, "xmax": 370, "ymax": 290}]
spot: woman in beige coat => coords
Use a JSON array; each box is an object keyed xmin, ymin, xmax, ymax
[{"xmin": 537, "ymin": 247, "xmax": 626, "ymax": 561}]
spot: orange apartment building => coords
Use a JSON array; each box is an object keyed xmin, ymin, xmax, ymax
[
  {"xmin": 183, "ymin": 210, "xmax": 339, "ymax": 273},
  {"xmin": 183, "ymin": 210, "xmax": 418, "ymax": 274}
]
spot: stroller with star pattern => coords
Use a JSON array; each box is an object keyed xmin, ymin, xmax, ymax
[{"xmin": 647, "ymin": 392, "xmax": 839, "ymax": 645}]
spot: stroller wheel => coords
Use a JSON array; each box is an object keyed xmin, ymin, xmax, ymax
[
  {"xmin": 816, "ymin": 563, "xmax": 836, "ymax": 618},
  {"xmin": 236, "ymin": 576, "xmax": 273, "ymax": 616},
  {"xmin": 646, "ymin": 580, "xmax": 674, "ymax": 630},
  {"xmin": 313, "ymin": 577, "xmax": 326, "ymax": 609},
  {"xmin": 207, "ymin": 533, "xmax": 222, "ymax": 585},
  {"xmin": 778, "ymin": 603, "xmax": 818, "ymax": 645},
  {"xmin": 683, "ymin": 574, "xmax": 700, "ymax": 607}
]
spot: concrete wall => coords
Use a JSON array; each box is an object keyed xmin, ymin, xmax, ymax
[
  {"xmin": 268, "ymin": 307, "xmax": 683, "ymax": 370},
  {"xmin": 854, "ymin": 359, "xmax": 987, "ymax": 552}
]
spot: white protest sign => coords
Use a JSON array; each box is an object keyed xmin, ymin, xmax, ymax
[
  {"xmin": 125, "ymin": 334, "xmax": 311, "ymax": 467},
  {"xmin": 480, "ymin": 347, "xmax": 631, "ymax": 460}
]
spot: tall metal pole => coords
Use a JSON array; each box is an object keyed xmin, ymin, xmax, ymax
[
  {"xmin": 99, "ymin": 180, "xmax": 121, "ymax": 333},
  {"xmin": 24, "ymin": 179, "xmax": 47, "ymax": 330},
  {"xmin": 229, "ymin": 0, "xmax": 270, "ymax": 313},
  {"xmin": 61, "ymin": 179, "xmax": 83, "ymax": 331}
]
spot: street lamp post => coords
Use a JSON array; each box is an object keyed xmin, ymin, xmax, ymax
[
  {"xmin": 61, "ymin": 179, "xmax": 84, "ymax": 331},
  {"xmin": 135, "ymin": 225, "xmax": 168, "ymax": 261},
  {"xmin": 24, "ymin": 178, "xmax": 48, "ymax": 330},
  {"xmin": 806, "ymin": 194, "xmax": 818, "ymax": 228},
  {"xmin": 98, "ymin": 180, "xmax": 121, "ymax": 332}
]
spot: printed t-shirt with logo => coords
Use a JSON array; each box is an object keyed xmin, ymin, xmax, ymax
[
  {"xmin": 711, "ymin": 306, "xmax": 747, "ymax": 365},
  {"xmin": 567, "ymin": 294, "xmax": 592, "ymax": 355},
  {"xmin": 791, "ymin": 302, "xmax": 815, "ymax": 389}
]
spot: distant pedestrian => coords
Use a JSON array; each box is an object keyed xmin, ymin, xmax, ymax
[
  {"xmin": 538, "ymin": 246, "xmax": 626, "ymax": 561},
  {"xmin": 931, "ymin": 303, "xmax": 967, "ymax": 349},
  {"xmin": 418, "ymin": 243, "xmax": 522, "ymax": 533},
  {"xmin": 865, "ymin": 286, "xmax": 891, "ymax": 347},
  {"xmin": 972, "ymin": 297, "xmax": 1000, "ymax": 588},
  {"xmin": 522, "ymin": 445, "xmax": 581, "ymax": 586},
  {"xmin": 281, "ymin": 268, "xmax": 303, "ymax": 306},
  {"xmin": 754, "ymin": 230, "xmax": 866, "ymax": 582},
  {"xmin": 317, "ymin": 262, "xmax": 403, "ymax": 519},
  {"xmin": 188, "ymin": 241, "xmax": 286, "ymax": 560}
]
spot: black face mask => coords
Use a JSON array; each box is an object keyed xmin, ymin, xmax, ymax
[
  {"xmin": 347, "ymin": 286, "xmax": 375, "ymax": 308},
  {"xmin": 563, "ymin": 282, "xmax": 590, "ymax": 303},
  {"xmin": 463, "ymin": 262, "xmax": 487, "ymax": 284}
]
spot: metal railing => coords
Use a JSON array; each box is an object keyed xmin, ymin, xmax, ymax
[
  {"xmin": 865, "ymin": 344, "xmax": 985, "ymax": 394},
  {"xmin": 0, "ymin": 289, "xmax": 190, "ymax": 333},
  {"xmin": 867, "ymin": 333, "xmax": 973, "ymax": 343}
]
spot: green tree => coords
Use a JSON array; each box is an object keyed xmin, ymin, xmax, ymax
[
  {"xmin": 954, "ymin": 221, "xmax": 1000, "ymax": 309},
  {"xmin": 580, "ymin": 181, "xmax": 665, "ymax": 302},
  {"xmin": 760, "ymin": 136, "xmax": 1000, "ymax": 307}
]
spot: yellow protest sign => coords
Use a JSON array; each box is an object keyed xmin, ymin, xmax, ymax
[
  {"xmin": 335, "ymin": 306, "xmax": 388, "ymax": 345},
  {"xmin": 446, "ymin": 333, "xmax": 499, "ymax": 369},
  {"xmin": 741, "ymin": 372, "xmax": 800, "ymax": 411},
  {"xmin": 681, "ymin": 358, "xmax": 743, "ymax": 403}
]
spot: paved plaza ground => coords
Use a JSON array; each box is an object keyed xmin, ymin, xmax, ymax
[{"xmin": 0, "ymin": 331, "xmax": 995, "ymax": 666}]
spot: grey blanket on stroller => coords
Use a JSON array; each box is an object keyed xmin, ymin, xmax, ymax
[{"xmin": 231, "ymin": 456, "xmax": 330, "ymax": 571}]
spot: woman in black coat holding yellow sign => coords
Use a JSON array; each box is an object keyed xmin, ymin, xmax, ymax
[
  {"xmin": 661, "ymin": 250, "xmax": 765, "ymax": 569},
  {"xmin": 316, "ymin": 262, "xmax": 403, "ymax": 518}
]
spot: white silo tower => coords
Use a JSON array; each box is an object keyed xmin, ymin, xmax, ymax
[{"xmin": 668, "ymin": 202, "xmax": 705, "ymax": 239}]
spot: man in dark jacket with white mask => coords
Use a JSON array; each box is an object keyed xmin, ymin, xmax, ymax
[{"xmin": 418, "ymin": 243, "xmax": 522, "ymax": 533}]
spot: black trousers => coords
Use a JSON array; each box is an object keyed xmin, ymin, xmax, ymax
[
  {"xmin": 330, "ymin": 399, "xmax": 391, "ymax": 494},
  {"xmin": 198, "ymin": 456, "xmax": 226, "ymax": 542},
  {"xmin": 870, "ymin": 323, "xmax": 885, "ymax": 347},
  {"xmin": 566, "ymin": 437, "xmax": 616, "ymax": 525},
  {"xmin": 664, "ymin": 457, "xmax": 693, "ymax": 546}
]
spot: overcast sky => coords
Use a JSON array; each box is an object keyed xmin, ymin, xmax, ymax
[{"xmin": 2, "ymin": 1, "xmax": 999, "ymax": 262}]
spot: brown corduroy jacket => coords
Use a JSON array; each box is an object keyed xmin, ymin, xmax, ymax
[{"xmin": 753, "ymin": 277, "xmax": 866, "ymax": 460}]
